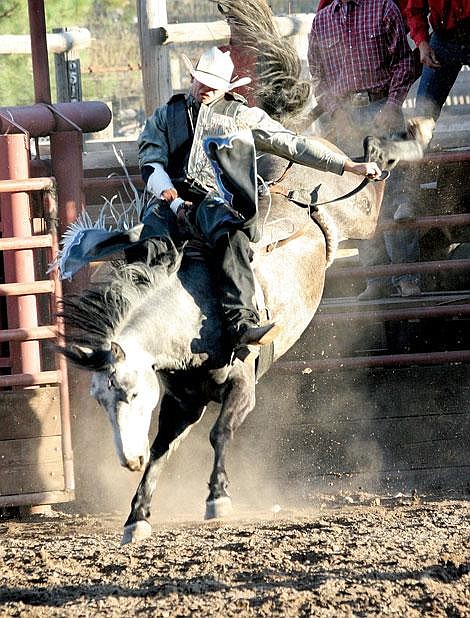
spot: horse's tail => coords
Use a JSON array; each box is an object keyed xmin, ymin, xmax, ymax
[{"xmin": 213, "ymin": 0, "xmax": 311, "ymax": 122}]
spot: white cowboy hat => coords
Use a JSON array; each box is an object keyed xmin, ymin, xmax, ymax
[{"xmin": 182, "ymin": 46, "xmax": 251, "ymax": 92}]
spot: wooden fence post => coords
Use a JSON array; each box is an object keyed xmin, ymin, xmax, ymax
[{"xmin": 136, "ymin": 0, "xmax": 173, "ymax": 118}]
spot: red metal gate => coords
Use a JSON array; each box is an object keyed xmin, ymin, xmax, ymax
[{"xmin": 0, "ymin": 133, "xmax": 74, "ymax": 507}]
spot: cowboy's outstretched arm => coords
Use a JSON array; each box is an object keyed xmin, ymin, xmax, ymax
[{"xmin": 241, "ymin": 106, "xmax": 381, "ymax": 178}]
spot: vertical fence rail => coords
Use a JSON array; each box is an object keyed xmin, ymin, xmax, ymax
[
  {"xmin": 0, "ymin": 133, "xmax": 41, "ymax": 377},
  {"xmin": 43, "ymin": 188, "xmax": 74, "ymax": 494}
]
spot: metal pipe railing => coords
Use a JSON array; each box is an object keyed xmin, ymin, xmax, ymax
[
  {"xmin": 0, "ymin": 325, "xmax": 56, "ymax": 343},
  {"xmin": 0, "ymin": 370, "xmax": 62, "ymax": 388},
  {"xmin": 0, "ymin": 235, "xmax": 52, "ymax": 251},
  {"xmin": 413, "ymin": 149, "xmax": 470, "ymax": 165},
  {"xmin": 378, "ymin": 213, "xmax": 470, "ymax": 232},
  {"xmin": 0, "ymin": 133, "xmax": 42, "ymax": 376},
  {"xmin": 315, "ymin": 303, "xmax": 470, "ymax": 323},
  {"xmin": 0, "ymin": 177, "xmax": 54, "ymax": 193},
  {"xmin": 28, "ymin": 0, "xmax": 51, "ymax": 104},
  {"xmin": 275, "ymin": 350, "xmax": 470, "ymax": 372},
  {"xmin": 0, "ymin": 281, "xmax": 55, "ymax": 296},
  {"xmin": 327, "ymin": 259, "xmax": 470, "ymax": 279},
  {"xmin": 42, "ymin": 187, "xmax": 74, "ymax": 493},
  {"xmin": 83, "ymin": 175, "xmax": 143, "ymax": 190},
  {"xmin": 0, "ymin": 102, "xmax": 111, "ymax": 137}
]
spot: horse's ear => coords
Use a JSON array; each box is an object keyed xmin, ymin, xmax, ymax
[
  {"xmin": 70, "ymin": 344, "xmax": 95, "ymax": 360},
  {"xmin": 110, "ymin": 341, "xmax": 126, "ymax": 362},
  {"xmin": 65, "ymin": 344, "xmax": 111, "ymax": 370}
]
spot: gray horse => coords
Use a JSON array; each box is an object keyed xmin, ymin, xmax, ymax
[{"xmin": 61, "ymin": 154, "xmax": 383, "ymax": 544}]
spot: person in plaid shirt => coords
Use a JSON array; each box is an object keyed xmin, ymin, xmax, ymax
[{"xmin": 308, "ymin": 0, "xmax": 422, "ymax": 300}]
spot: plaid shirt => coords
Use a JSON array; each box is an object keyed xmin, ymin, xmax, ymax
[{"xmin": 308, "ymin": 0, "xmax": 416, "ymax": 113}]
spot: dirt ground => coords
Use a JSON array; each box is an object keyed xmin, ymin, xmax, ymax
[{"xmin": 0, "ymin": 497, "xmax": 468, "ymax": 617}]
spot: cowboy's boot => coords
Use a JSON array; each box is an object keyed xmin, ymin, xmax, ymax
[
  {"xmin": 238, "ymin": 322, "xmax": 281, "ymax": 345},
  {"xmin": 232, "ymin": 322, "xmax": 281, "ymax": 363}
]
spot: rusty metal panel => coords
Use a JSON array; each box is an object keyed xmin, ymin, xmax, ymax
[
  {"xmin": 0, "ymin": 386, "xmax": 61, "ymax": 441},
  {"xmin": 0, "ymin": 435, "xmax": 64, "ymax": 496}
]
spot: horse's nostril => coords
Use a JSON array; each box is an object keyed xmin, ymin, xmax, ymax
[{"xmin": 139, "ymin": 455, "xmax": 145, "ymax": 468}]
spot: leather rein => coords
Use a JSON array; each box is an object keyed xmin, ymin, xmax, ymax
[{"xmin": 267, "ymin": 161, "xmax": 389, "ymax": 210}]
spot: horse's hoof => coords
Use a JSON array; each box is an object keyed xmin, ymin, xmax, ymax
[
  {"xmin": 121, "ymin": 520, "xmax": 152, "ymax": 545},
  {"xmin": 205, "ymin": 496, "xmax": 233, "ymax": 519}
]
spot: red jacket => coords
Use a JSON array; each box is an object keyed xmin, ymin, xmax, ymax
[{"xmin": 404, "ymin": 0, "xmax": 470, "ymax": 46}]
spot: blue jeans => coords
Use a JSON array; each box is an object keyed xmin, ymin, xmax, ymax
[
  {"xmin": 416, "ymin": 25, "xmax": 470, "ymax": 121},
  {"xmin": 325, "ymin": 100, "xmax": 420, "ymax": 288}
]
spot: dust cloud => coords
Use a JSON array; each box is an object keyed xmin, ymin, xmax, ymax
[
  {"xmin": 66, "ymin": 365, "xmax": 386, "ymax": 525},
  {"xmin": 65, "ymin": 335, "xmax": 468, "ymax": 525}
]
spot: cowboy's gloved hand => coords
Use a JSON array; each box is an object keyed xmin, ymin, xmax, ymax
[
  {"xmin": 160, "ymin": 188, "xmax": 179, "ymax": 203},
  {"xmin": 343, "ymin": 160, "xmax": 382, "ymax": 180},
  {"xmin": 176, "ymin": 201, "xmax": 195, "ymax": 224}
]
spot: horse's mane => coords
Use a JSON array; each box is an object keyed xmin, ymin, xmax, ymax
[
  {"xmin": 59, "ymin": 259, "xmax": 181, "ymax": 365},
  {"xmin": 213, "ymin": 0, "xmax": 311, "ymax": 123}
]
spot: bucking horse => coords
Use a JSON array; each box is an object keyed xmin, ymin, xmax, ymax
[{"xmin": 58, "ymin": 0, "xmax": 387, "ymax": 544}]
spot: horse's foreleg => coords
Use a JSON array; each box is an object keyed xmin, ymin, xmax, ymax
[
  {"xmin": 122, "ymin": 393, "xmax": 205, "ymax": 545},
  {"xmin": 206, "ymin": 367, "xmax": 256, "ymax": 519}
]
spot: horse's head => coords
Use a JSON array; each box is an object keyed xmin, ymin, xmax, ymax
[{"xmin": 71, "ymin": 340, "xmax": 160, "ymax": 472}]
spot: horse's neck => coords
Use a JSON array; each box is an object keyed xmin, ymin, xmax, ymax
[
  {"xmin": 116, "ymin": 337, "xmax": 157, "ymax": 369},
  {"xmin": 118, "ymin": 324, "xmax": 192, "ymax": 373},
  {"xmin": 117, "ymin": 272, "xmax": 217, "ymax": 372}
]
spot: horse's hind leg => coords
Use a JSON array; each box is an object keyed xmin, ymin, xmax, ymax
[
  {"xmin": 206, "ymin": 366, "xmax": 256, "ymax": 519},
  {"xmin": 122, "ymin": 393, "xmax": 206, "ymax": 545}
]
